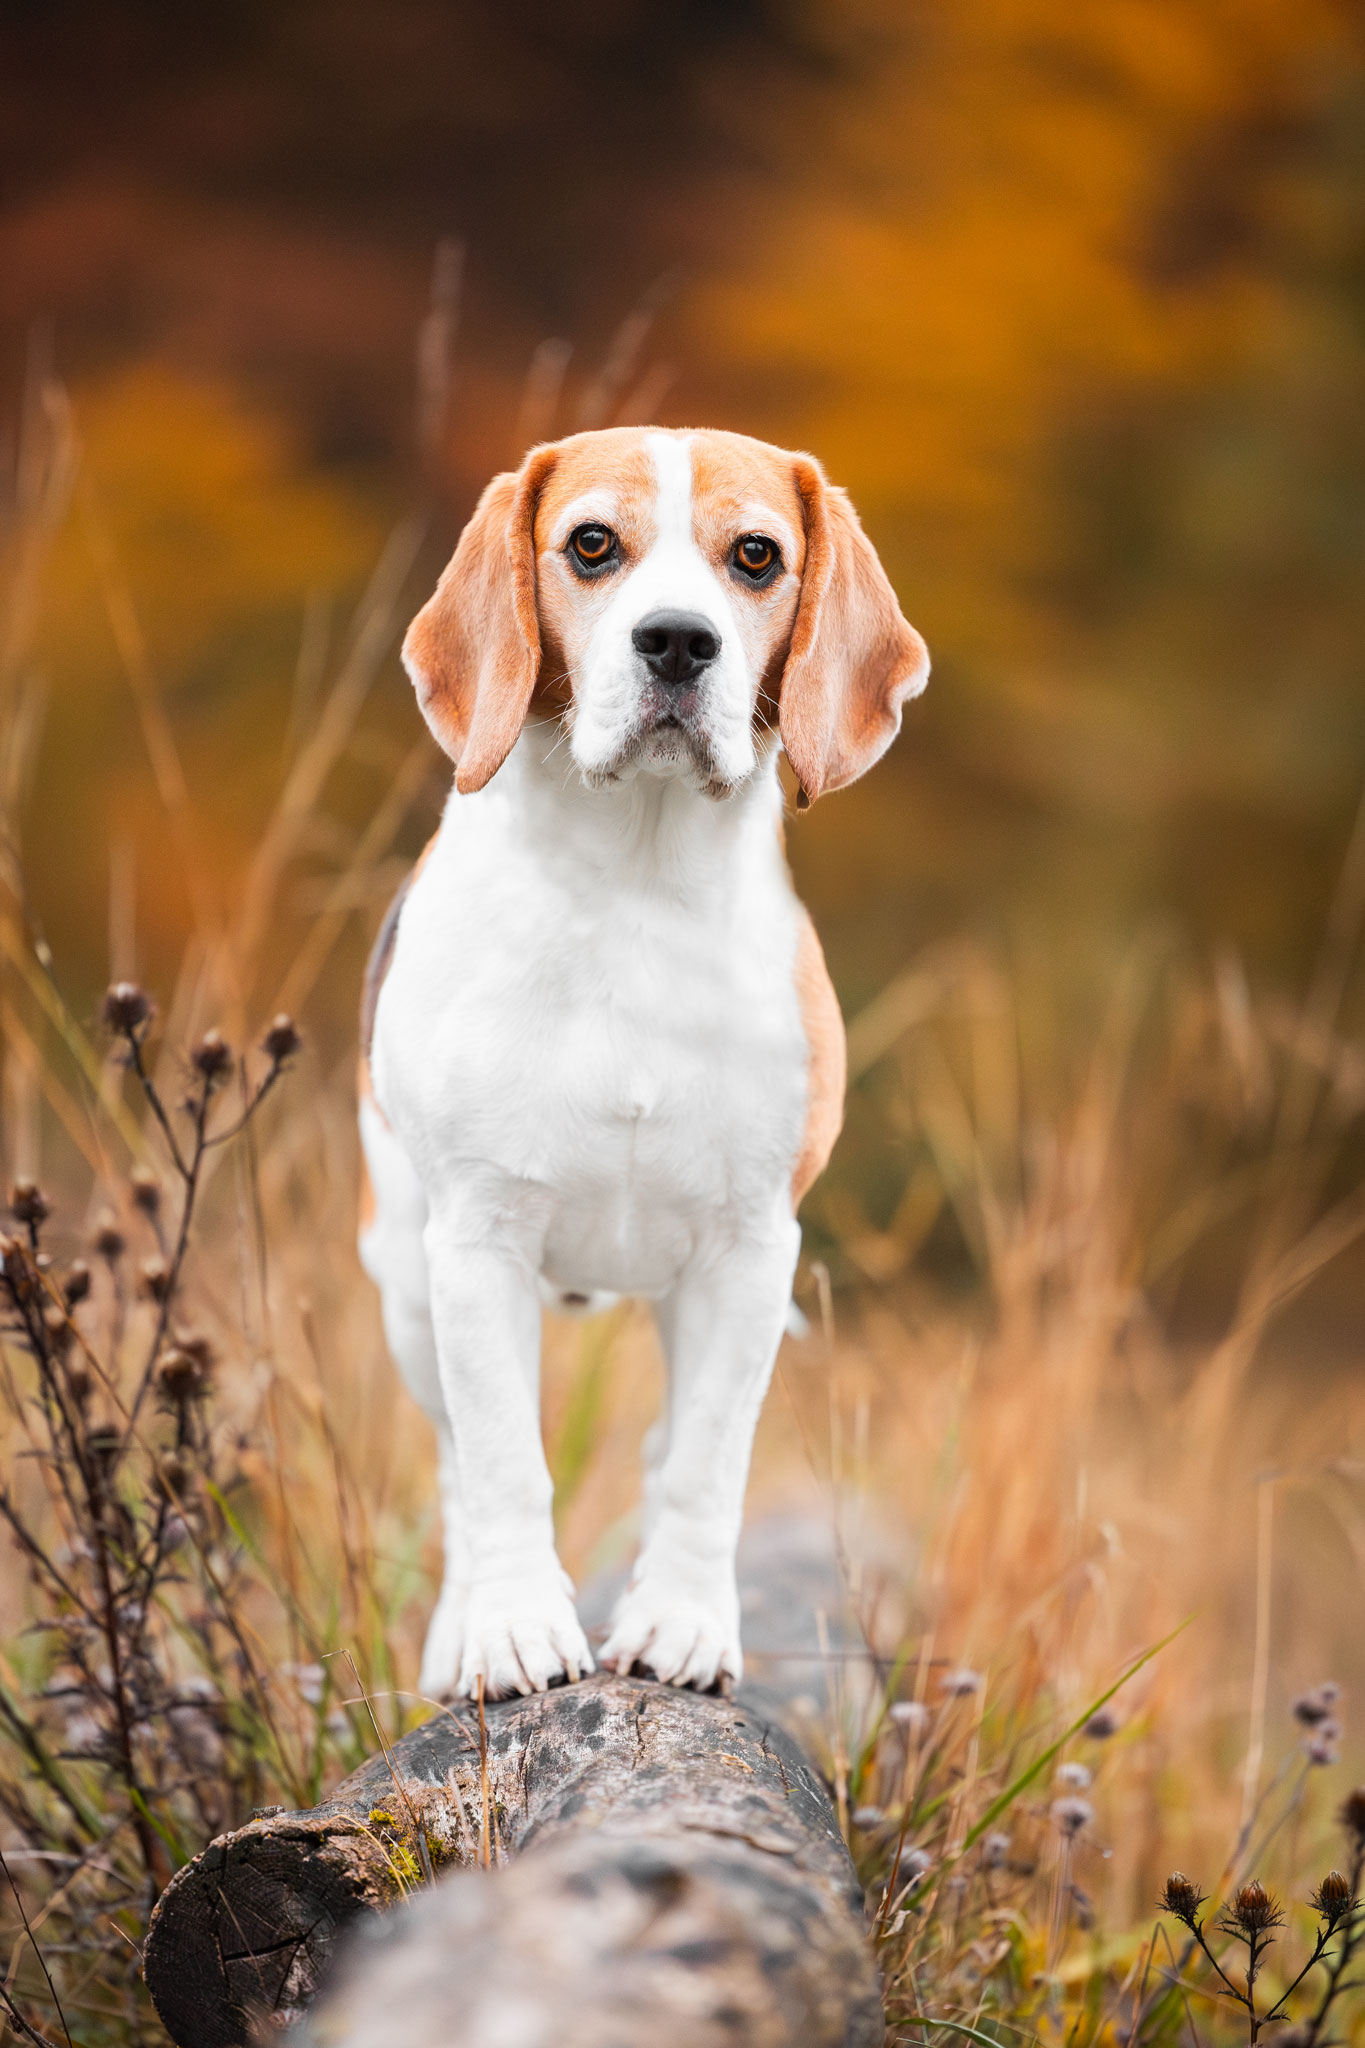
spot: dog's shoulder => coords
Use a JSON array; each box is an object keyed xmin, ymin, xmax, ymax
[
  {"xmin": 359, "ymin": 835, "xmax": 439, "ymax": 1064},
  {"xmin": 791, "ymin": 905, "xmax": 846, "ymax": 1207}
]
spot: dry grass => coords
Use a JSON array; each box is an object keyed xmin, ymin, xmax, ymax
[
  {"xmin": 791, "ymin": 926, "xmax": 1365, "ymax": 2044},
  {"xmin": 1, "ymin": 356, "xmax": 1363, "ymax": 2046}
]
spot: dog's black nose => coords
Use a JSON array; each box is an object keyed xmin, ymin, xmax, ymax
[{"xmin": 631, "ymin": 610, "xmax": 721, "ymax": 686}]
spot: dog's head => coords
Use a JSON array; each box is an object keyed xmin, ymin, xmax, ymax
[{"xmin": 402, "ymin": 427, "xmax": 928, "ymax": 804}]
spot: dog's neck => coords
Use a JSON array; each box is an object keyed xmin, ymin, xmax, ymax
[{"xmin": 456, "ymin": 718, "xmax": 789, "ymax": 907}]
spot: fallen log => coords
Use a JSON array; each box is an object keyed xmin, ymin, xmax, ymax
[{"xmin": 144, "ymin": 1522, "xmax": 883, "ymax": 2047}]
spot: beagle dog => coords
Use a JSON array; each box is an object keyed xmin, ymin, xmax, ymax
[{"xmin": 358, "ymin": 427, "xmax": 927, "ymax": 1700}]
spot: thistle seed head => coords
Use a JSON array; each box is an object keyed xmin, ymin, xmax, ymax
[
  {"xmin": 1084, "ymin": 1707, "xmax": 1119, "ymax": 1739},
  {"xmin": 174, "ymin": 1330, "xmax": 215, "ymax": 1376},
  {"xmin": 62, "ymin": 1260, "xmax": 91, "ymax": 1307},
  {"xmin": 1159, "ymin": 1872, "xmax": 1207, "ymax": 1926},
  {"xmin": 262, "ymin": 1014, "xmax": 302, "ymax": 1066},
  {"xmin": 941, "ymin": 1666, "xmax": 983, "ymax": 1697},
  {"xmin": 1341, "ymin": 1787, "xmax": 1365, "ymax": 1843},
  {"xmin": 1309, "ymin": 1870, "xmax": 1357, "ymax": 1929},
  {"xmin": 10, "ymin": 1177, "xmax": 50, "ymax": 1227},
  {"xmin": 1056, "ymin": 1761, "xmax": 1093, "ymax": 1790},
  {"xmin": 130, "ymin": 1167, "xmax": 161, "ymax": 1216},
  {"xmin": 981, "ymin": 1831, "xmax": 1012, "ymax": 1869},
  {"xmin": 190, "ymin": 1029, "xmax": 233, "ymax": 1083},
  {"xmin": 1294, "ymin": 1682, "xmax": 1341, "ymax": 1727},
  {"xmin": 1307, "ymin": 1722, "xmax": 1342, "ymax": 1767},
  {"xmin": 1051, "ymin": 1796, "xmax": 1093, "ymax": 1837},
  {"xmin": 102, "ymin": 981, "xmax": 150, "ymax": 1035},
  {"xmin": 1224, "ymin": 1881, "xmax": 1284, "ymax": 1937},
  {"xmin": 889, "ymin": 1699, "xmax": 930, "ymax": 1735},
  {"xmin": 92, "ymin": 1213, "xmax": 125, "ymax": 1262},
  {"xmin": 156, "ymin": 1347, "xmax": 203, "ymax": 1401},
  {"xmin": 139, "ymin": 1255, "xmax": 171, "ymax": 1302}
]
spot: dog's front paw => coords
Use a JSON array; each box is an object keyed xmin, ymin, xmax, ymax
[
  {"xmin": 601, "ymin": 1567, "xmax": 741, "ymax": 1690},
  {"xmin": 417, "ymin": 1579, "xmax": 469, "ymax": 1701},
  {"xmin": 457, "ymin": 1567, "xmax": 594, "ymax": 1700}
]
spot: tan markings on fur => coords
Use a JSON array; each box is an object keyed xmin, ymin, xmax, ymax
[
  {"xmin": 791, "ymin": 906, "xmax": 846, "ymax": 1208},
  {"xmin": 402, "ymin": 445, "xmax": 558, "ymax": 792},
  {"xmin": 689, "ymin": 430, "xmax": 806, "ymax": 735},
  {"xmin": 404, "ymin": 426, "xmax": 925, "ymax": 807},
  {"xmin": 356, "ymin": 1070, "xmax": 376, "ymax": 1233},
  {"xmin": 531, "ymin": 429, "xmax": 659, "ymax": 555},
  {"xmin": 529, "ymin": 430, "xmax": 658, "ymax": 723},
  {"xmin": 779, "ymin": 458, "xmax": 928, "ymax": 806},
  {"xmin": 530, "ymin": 428, "xmax": 805, "ymax": 750},
  {"xmin": 357, "ymin": 834, "xmax": 438, "ymax": 1153},
  {"xmin": 687, "ymin": 430, "xmax": 807, "ymax": 572}
]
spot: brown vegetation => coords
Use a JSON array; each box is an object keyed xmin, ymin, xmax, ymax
[
  {"xmin": 1, "ymin": 375, "xmax": 1364, "ymax": 2041},
  {"xmin": 1, "ymin": 8, "xmax": 1364, "ymax": 2034}
]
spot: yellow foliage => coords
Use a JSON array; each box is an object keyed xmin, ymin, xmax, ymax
[
  {"xmin": 34, "ymin": 362, "xmax": 383, "ymax": 690},
  {"xmin": 695, "ymin": 0, "xmax": 1354, "ymax": 647}
]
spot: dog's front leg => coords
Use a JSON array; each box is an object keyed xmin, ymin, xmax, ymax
[
  {"xmin": 424, "ymin": 1201, "xmax": 592, "ymax": 1699},
  {"xmin": 602, "ymin": 1217, "xmax": 800, "ymax": 1689}
]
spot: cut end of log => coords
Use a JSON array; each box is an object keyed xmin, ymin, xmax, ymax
[{"xmin": 144, "ymin": 1817, "xmax": 397, "ymax": 2048}]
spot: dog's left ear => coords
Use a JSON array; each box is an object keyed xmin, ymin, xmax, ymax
[
  {"xmin": 779, "ymin": 457, "xmax": 929, "ymax": 807},
  {"xmin": 402, "ymin": 444, "xmax": 558, "ymax": 794}
]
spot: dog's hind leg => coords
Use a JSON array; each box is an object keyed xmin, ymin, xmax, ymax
[{"xmin": 358, "ymin": 1094, "xmax": 469, "ymax": 1698}]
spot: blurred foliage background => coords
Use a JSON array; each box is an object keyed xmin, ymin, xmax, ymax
[
  {"xmin": 6, "ymin": 0, "xmax": 1365, "ymax": 1364},
  {"xmin": 4, "ymin": 0, "xmax": 1363, "ymax": 1008},
  {"xmin": 3, "ymin": 12, "xmax": 1365, "ymax": 2025}
]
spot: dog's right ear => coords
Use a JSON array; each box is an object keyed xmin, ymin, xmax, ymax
[
  {"xmin": 779, "ymin": 455, "xmax": 928, "ymax": 807},
  {"xmin": 402, "ymin": 444, "xmax": 558, "ymax": 794}
]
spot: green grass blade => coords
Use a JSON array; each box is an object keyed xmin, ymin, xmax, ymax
[
  {"xmin": 551, "ymin": 1306, "xmax": 626, "ymax": 1529},
  {"xmin": 892, "ymin": 2019, "xmax": 1038, "ymax": 2048},
  {"xmin": 961, "ymin": 1618, "xmax": 1191, "ymax": 1853}
]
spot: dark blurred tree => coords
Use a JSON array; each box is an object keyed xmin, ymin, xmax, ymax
[{"xmin": 1, "ymin": 0, "xmax": 1362, "ymax": 1015}]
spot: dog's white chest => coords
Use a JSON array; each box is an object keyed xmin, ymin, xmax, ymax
[{"xmin": 374, "ymin": 758, "xmax": 809, "ymax": 1298}]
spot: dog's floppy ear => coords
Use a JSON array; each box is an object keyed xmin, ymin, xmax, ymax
[
  {"xmin": 778, "ymin": 456, "xmax": 929, "ymax": 807},
  {"xmin": 402, "ymin": 444, "xmax": 558, "ymax": 794}
]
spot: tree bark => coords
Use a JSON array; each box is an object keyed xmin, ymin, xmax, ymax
[{"xmin": 144, "ymin": 1525, "xmax": 882, "ymax": 2047}]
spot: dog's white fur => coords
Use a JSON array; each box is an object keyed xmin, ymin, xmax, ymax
[{"xmin": 359, "ymin": 427, "xmax": 926, "ymax": 1700}]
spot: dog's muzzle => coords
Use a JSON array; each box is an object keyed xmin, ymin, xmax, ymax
[{"xmin": 631, "ymin": 610, "xmax": 720, "ymax": 729}]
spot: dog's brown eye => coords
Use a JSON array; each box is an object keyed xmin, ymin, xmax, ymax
[
  {"xmin": 568, "ymin": 523, "xmax": 616, "ymax": 571},
  {"xmin": 733, "ymin": 534, "xmax": 779, "ymax": 580}
]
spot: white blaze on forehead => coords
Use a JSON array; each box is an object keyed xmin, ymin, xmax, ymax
[
  {"xmin": 568, "ymin": 427, "xmax": 761, "ymax": 792},
  {"xmin": 644, "ymin": 432, "xmax": 694, "ymax": 546}
]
